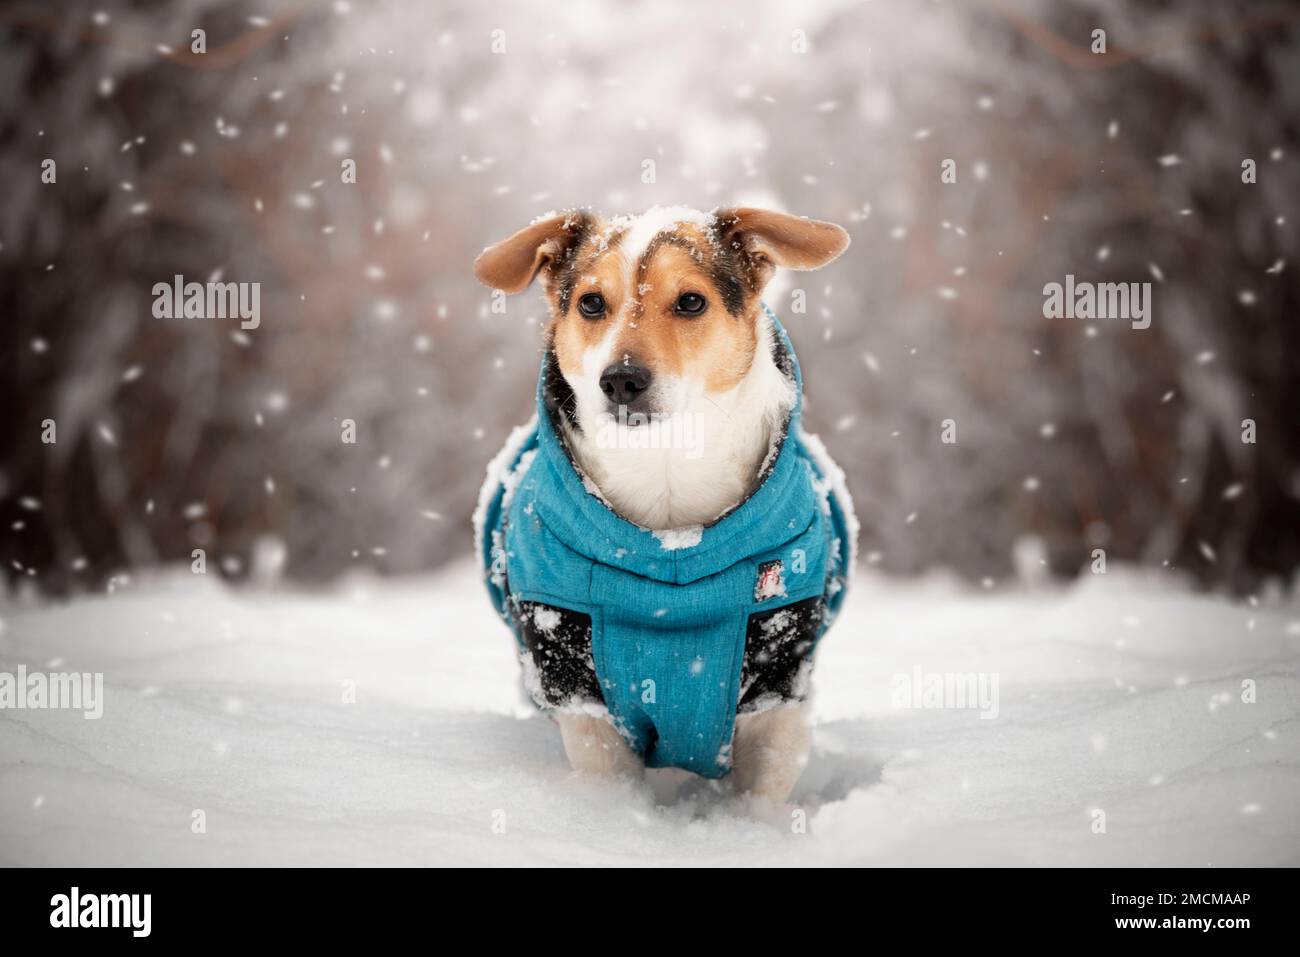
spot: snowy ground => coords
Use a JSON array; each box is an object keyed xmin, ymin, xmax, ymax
[{"xmin": 1, "ymin": 561, "xmax": 1298, "ymax": 866}]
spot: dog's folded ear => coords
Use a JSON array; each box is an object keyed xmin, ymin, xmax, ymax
[
  {"xmin": 714, "ymin": 208, "xmax": 850, "ymax": 288},
  {"xmin": 473, "ymin": 212, "xmax": 591, "ymax": 293}
]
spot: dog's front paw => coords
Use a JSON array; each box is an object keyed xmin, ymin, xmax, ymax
[
  {"xmin": 730, "ymin": 793, "xmax": 809, "ymax": 831},
  {"xmin": 555, "ymin": 712, "xmax": 644, "ymax": 778}
]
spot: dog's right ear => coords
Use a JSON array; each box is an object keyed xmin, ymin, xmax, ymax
[{"xmin": 473, "ymin": 212, "xmax": 590, "ymax": 293}]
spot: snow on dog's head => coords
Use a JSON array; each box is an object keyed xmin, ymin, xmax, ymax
[{"xmin": 473, "ymin": 206, "xmax": 849, "ymax": 432}]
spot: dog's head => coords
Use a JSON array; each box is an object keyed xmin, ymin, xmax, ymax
[{"xmin": 473, "ymin": 206, "xmax": 849, "ymax": 433}]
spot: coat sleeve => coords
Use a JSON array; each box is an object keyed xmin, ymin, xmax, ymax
[
  {"xmin": 472, "ymin": 419, "xmax": 540, "ymax": 630},
  {"xmin": 794, "ymin": 426, "xmax": 857, "ymax": 632}
]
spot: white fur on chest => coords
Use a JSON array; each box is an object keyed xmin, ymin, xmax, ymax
[{"xmin": 562, "ymin": 314, "xmax": 795, "ymax": 531}]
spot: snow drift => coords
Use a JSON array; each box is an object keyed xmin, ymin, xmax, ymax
[{"xmin": 1, "ymin": 562, "xmax": 1296, "ymax": 866}]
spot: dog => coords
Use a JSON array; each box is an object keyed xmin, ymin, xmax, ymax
[{"xmin": 473, "ymin": 206, "xmax": 855, "ymax": 807}]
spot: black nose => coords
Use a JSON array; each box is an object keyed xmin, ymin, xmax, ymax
[{"xmin": 600, "ymin": 362, "xmax": 652, "ymax": 406}]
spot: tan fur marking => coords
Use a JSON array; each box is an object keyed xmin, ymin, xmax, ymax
[
  {"xmin": 550, "ymin": 240, "xmax": 628, "ymax": 376},
  {"xmin": 547, "ymin": 223, "xmax": 758, "ymax": 394}
]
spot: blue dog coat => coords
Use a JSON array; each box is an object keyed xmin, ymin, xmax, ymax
[{"xmin": 475, "ymin": 306, "xmax": 854, "ymax": 777}]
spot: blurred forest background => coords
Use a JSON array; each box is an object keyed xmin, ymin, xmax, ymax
[{"xmin": 1, "ymin": 0, "xmax": 1298, "ymax": 595}]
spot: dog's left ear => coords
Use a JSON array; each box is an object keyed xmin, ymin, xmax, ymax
[{"xmin": 714, "ymin": 208, "xmax": 850, "ymax": 288}]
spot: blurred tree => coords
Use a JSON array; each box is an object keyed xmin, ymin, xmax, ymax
[{"xmin": 1, "ymin": 0, "xmax": 1296, "ymax": 595}]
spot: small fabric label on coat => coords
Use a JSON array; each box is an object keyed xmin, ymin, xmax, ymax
[{"xmin": 755, "ymin": 559, "xmax": 786, "ymax": 601}]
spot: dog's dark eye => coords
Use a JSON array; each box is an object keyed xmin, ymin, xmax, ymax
[
  {"xmin": 675, "ymin": 293, "xmax": 707, "ymax": 316},
  {"xmin": 577, "ymin": 293, "xmax": 606, "ymax": 318}
]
